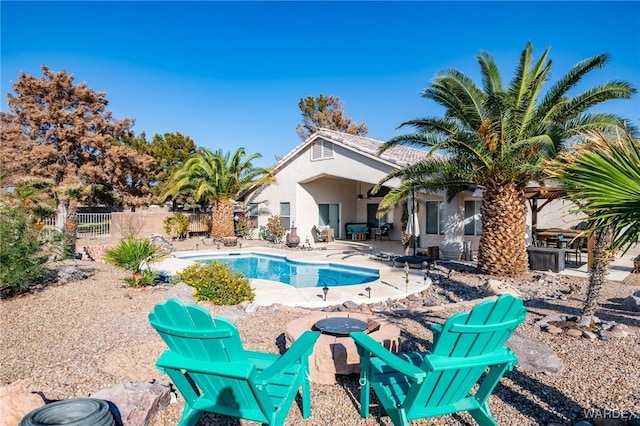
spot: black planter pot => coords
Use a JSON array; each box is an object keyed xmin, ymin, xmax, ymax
[{"xmin": 20, "ymin": 398, "xmax": 116, "ymax": 426}]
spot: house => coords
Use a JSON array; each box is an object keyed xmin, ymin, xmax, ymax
[
  {"xmin": 239, "ymin": 129, "xmax": 583, "ymax": 260},
  {"xmin": 239, "ymin": 129, "xmax": 466, "ymax": 258}
]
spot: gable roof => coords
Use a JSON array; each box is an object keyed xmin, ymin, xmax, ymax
[{"xmin": 275, "ymin": 128, "xmax": 429, "ymax": 171}]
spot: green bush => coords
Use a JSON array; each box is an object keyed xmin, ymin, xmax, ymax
[
  {"xmin": 0, "ymin": 205, "xmax": 48, "ymax": 293},
  {"xmin": 177, "ymin": 262, "xmax": 255, "ymax": 305},
  {"xmin": 104, "ymin": 238, "xmax": 166, "ymax": 287}
]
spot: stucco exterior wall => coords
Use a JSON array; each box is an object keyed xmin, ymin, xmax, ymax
[{"xmin": 245, "ymin": 140, "xmax": 404, "ymax": 245}]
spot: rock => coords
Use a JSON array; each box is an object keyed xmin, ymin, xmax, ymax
[
  {"xmin": 582, "ymin": 330, "xmax": 597, "ymax": 340},
  {"xmin": 165, "ymin": 282, "xmax": 196, "ymax": 304},
  {"xmin": 0, "ymin": 380, "xmax": 46, "ymax": 426},
  {"xmin": 507, "ymin": 332, "xmax": 564, "ymax": 374},
  {"xmin": 147, "ymin": 233, "xmax": 173, "ymax": 254},
  {"xmin": 243, "ymin": 302, "xmax": 258, "ymax": 313},
  {"xmin": 608, "ymin": 323, "xmax": 630, "ymax": 338},
  {"xmin": 56, "ymin": 265, "xmax": 89, "ymax": 284},
  {"xmin": 482, "ymin": 279, "xmax": 522, "ymax": 297},
  {"xmin": 91, "ymin": 380, "xmax": 171, "ymax": 426},
  {"xmin": 566, "ymin": 328, "xmax": 583, "ymax": 338},
  {"xmin": 342, "ymin": 300, "xmax": 359, "ymax": 310},
  {"xmin": 422, "ymin": 297, "xmax": 440, "ymax": 307},
  {"xmin": 546, "ymin": 325, "xmax": 564, "ymax": 334},
  {"xmin": 621, "ymin": 295, "xmax": 640, "ymax": 312}
]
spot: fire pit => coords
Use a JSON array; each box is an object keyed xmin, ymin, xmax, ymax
[
  {"xmin": 313, "ymin": 317, "xmax": 368, "ymax": 336},
  {"xmin": 286, "ymin": 312, "xmax": 401, "ymax": 384}
]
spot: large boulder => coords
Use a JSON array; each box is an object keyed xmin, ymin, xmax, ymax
[
  {"xmin": 507, "ymin": 332, "xmax": 564, "ymax": 374},
  {"xmin": 90, "ymin": 381, "xmax": 171, "ymax": 426},
  {"xmin": 0, "ymin": 380, "xmax": 45, "ymax": 426},
  {"xmin": 620, "ymin": 290, "xmax": 640, "ymax": 312},
  {"xmin": 165, "ymin": 282, "xmax": 197, "ymax": 304}
]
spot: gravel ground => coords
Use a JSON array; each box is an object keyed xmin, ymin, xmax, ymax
[{"xmin": 1, "ymin": 239, "xmax": 639, "ymax": 426}]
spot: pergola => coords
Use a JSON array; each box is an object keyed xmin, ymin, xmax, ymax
[{"xmin": 524, "ymin": 185, "xmax": 594, "ymax": 270}]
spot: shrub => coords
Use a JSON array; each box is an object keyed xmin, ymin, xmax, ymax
[
  {"xmin": 177, "ymin": 262, "xmax": 255, "ymax": 305},
  {"xmin": 104, "ymin": 237, "xmax": 167, "ymax": 287},
  {"xmin": 235, "ymin": 213, "xmax": 254, "ymax": 239},
  {"xmin": 163, "ymin": 213, "xmax": 190, "ymax": 240},
  {"xmin": 0, "ymin": 205, "xmax": 48, "ymax": 293},
  {"xmin": 266, "ymin": 214, "xmax": 286, "ymax": 243}
]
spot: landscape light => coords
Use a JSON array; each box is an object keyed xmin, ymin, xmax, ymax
[{"xmin": 322, "ymin": 286, "xmax": 329, "ymax": 301}]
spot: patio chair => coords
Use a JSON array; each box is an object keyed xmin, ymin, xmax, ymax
[
  {"xmin": 565, "ymin": 239, "xmax": 584, "ymax": 265},
  {"xmin": 374, "ymin": 223, "xmax": 392, "ymax": 241},
  {"xmin": 149, "ymin": 299, "xmax": 320, "ymax": 426},
  {"xmin": 311, "ymin": 225, "xmax": 328, "ymax": 243},
  {"xmin": 351, "ymin": 294, "xmax": 526, "ymax": 426}
]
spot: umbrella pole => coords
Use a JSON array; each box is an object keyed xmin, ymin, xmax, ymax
[{"xmin": 411, "ymin": 190, "xmax": 416, "ymax": 257}]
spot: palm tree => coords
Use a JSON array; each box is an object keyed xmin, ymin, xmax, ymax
[
  {"xmin": 548, "ymin": 129, "xmax": 640, "ymax": 325},
  {"xmin": 163, "ymin": 147, "xmax": 274, "ymax": 241},
  {"xmin": 376, "ymin": 42, "xmax": 636, "ymax": 276}
]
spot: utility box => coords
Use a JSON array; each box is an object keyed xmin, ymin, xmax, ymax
[{"xmin": 527, "ymin": 247, "xmax": 565, "ymax": 273}]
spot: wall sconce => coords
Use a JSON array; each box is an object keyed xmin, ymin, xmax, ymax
[
  {"xmin": 322, "ymin": 285, "xmax": 329, "ymax": 301},
  {"xmin": 365, "ymin": 286, "xmax": 371, "ymax": 298}
]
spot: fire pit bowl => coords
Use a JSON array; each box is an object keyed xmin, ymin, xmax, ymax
[{"xmin": 286, "ymin": 312, "xmax": 401, "ymax": 384}]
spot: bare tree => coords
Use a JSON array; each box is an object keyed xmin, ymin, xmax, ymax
[
  {"xmin": 0, "ymin": 66, "xmax": 155, "ymax": 206},
  {"xmin": 296, "ymin": 94, "xmax": 368, "ymax": 140}
]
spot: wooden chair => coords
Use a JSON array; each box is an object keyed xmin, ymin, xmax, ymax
[
  {"xmin": 351, "ymin": 294, "xmax": 526, "ymax": 426},
  {"xmin": 149, "ymin": 299, "xmax": 320, "ymax": 426}
]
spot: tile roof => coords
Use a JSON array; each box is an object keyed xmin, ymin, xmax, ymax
[{"xmin": 314, "ymin": 128, "xmax": 429, "ymax": 166}]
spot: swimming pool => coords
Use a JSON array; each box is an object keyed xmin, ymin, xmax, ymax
[{"xmin": 176, "ymin": 252, "xmax": 379, "ymax": 288}]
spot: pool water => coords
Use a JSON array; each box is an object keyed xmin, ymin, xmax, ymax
[{"xmin": 177, "ymin": 252, "xmax": 379, "ymax": 288}]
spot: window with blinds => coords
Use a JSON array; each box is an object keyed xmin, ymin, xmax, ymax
[{"xmin": 311, "ymin": 141, "xmax": 334, "ymax": 160}]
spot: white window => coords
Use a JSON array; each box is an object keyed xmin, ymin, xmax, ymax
[
  {"xmin": 247, "ymin": 203, "xmax": 259, "ymax": 228},
  {"xmin": 425, "ymin": 201, "xmax": 445, "ymax": 235},
  {"xmin": 464, "ymin": 200, "xmax": 482, "ymax": 236},
  {"xmin": 311, "ymin": 141, "xmax": 334, "ymax": 160},
  {"xmin": 279, "ymin": 202, "xmax": 291, "ymax": 230}
]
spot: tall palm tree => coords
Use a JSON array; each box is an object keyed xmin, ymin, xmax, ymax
[
  {"xmin": 163, "ymin": 147, "xmax": 274, "ymax": 240},
  {"xmin": 548, "ymin": 129, "xmax": 640, "ymax": 325},
  {"xmin": 376, "ymin": 42, "xmax": 636, "ymax": 276}
]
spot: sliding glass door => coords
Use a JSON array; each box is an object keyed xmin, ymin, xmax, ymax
[{"xmin": 318, "ymin": 203, "xmax": 340, "ymax": 238}]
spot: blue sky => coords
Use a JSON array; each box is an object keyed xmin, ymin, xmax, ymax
[{"xmin": 2, "ymin": 1, "xmax": 639, "ymax": 168}]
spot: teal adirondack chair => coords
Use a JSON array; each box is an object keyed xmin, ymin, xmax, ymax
[
  {"xmin": 149, "ymin": 299, "xmax": 320, "ymax": 426},
  {"xmin": 351, "ymin": 294, "xmax": 526, "ymax": 426}
]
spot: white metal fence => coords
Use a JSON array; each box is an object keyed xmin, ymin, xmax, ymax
[{"xmin": 42, "ymin": 213, "xmax": 111, "ymax": 238}]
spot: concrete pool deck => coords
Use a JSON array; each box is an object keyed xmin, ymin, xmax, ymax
[
  {"xmin": 150, "ymin": 238, "xmax": 638, "ymax": 308},
  {"xmin": 151, "ymin": 242, "xmax": 432, "ymax": 308}
]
